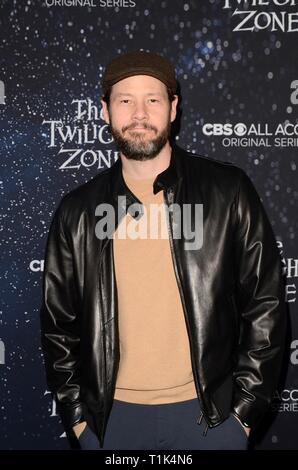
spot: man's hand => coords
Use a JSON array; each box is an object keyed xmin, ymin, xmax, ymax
[{"xmin": 73, "ymin": 421, "xmax": 87, "ymax": 439}]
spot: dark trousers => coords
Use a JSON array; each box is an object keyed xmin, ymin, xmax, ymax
[{"xmin": 78, "ymin": 398, "xmax": 248, "ymax": 450}]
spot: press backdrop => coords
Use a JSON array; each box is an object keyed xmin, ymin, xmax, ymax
[{"xmin": 0, "ymin": 0, "xmax": 297, "ymax": 450}]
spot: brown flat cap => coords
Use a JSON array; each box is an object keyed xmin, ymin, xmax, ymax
[{"xmin": 102, "ymin": 50, "xmax": 178, "ymax": 96}]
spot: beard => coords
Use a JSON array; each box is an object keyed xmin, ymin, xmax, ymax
[{"xmin": 108, "ymin": 113, "xmax": 171, "ymax": 161}]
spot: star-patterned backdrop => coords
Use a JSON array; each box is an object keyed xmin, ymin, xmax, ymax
[{"xmin": 0, "ymin": 0, "xmax": 297, "ymax": 450}]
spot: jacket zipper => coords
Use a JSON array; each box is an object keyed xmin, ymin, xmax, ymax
[
  {"xmin": 163, "ymin": 188, "xmax": 210, "ymax": 435},
  {"xmin": 97, "ymin": 208, "xmax": 127, "ymax": 447}
]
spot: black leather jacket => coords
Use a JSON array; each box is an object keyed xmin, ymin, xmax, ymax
[{"xmin": 41, "ymin": 144, "xmax": 286, "ymax": 447}]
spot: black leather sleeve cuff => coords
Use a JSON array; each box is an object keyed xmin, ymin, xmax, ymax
[
  {"xmin": 57, "ymin": 401, "xmax": 85, "ymax": 430},
  {"xmin": 232, "ymin": 391, "xmax": 269, "ymax": 429}
]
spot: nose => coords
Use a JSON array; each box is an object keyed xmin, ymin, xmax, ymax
[{"xmin": 131, "ymin": 100, "xmax": 149, "ymax": 121}]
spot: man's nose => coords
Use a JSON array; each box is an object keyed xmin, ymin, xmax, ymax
[{"xmin": 132, "ymin": 101, "xmax": 149, "ymax": 120}]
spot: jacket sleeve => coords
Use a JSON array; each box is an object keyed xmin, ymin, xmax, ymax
[
  {"xmin": 231, "ymin": 169, "xmax": 287, "ymax": 429},
  {"xmin": 40, "ymin": 198, "xmax": 85, "ymax": 430}
]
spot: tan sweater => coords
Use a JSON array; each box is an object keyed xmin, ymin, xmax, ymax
[{"xmin": 113, "ymin": 170, "xmax": 197, "ymax": 404}]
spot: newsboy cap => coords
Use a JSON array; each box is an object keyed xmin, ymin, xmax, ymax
[{"xmin": 102, "ymin": 50, "xmax": 178, "ymax": 96}]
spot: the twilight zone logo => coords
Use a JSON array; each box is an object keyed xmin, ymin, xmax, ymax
[
  {"xmin": 223, "ymin": 0, "xmax": 298, "ymax": 32},
  {"xmin": 42, "ymin": 99, "xmax": 119, "ymax": 170},
  {"xmin": 44, "ymin": 390, "xmax": 66, "ymax": 438}
]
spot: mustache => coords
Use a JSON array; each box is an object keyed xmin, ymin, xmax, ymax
[{"xmin": 122, "ymin": 123, "xmax": 157, "ymax": 133}]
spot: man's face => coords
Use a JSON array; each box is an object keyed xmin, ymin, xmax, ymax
[{"xmin": 101, "ymin": 75, "xmax": 178, "ymax": 161}]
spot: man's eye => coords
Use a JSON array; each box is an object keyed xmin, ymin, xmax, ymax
[{"xmin": 119, "ymin": 98, "xmax": 159, "ymax": 104}]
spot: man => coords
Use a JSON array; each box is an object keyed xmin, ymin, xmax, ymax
[{"xmin": 41, "ymin": 50, "xmax": 286, "ymax": 450}]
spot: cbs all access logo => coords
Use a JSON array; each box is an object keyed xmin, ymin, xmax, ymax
[
  {"xmin": 202, "ymin": 80, "xmax": 298, "ymax": 148},
  {"xmin": 270, "ymin": 340, "xmax": 298, "ymax": 413},
  {"xmin": 202, "ymin": 121, "xmax": 298, "ymax": 148},
  {"xmin": 0, "ymin": 80, "xmax": 5, "ymax": 104},
  {"xmin": 272, "ymin": 386, "xmax": 298, "ymax": 412}
]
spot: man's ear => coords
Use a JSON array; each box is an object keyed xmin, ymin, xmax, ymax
[
  {"xmin": 101, "ymin": 99, "xmax": 110, "ymax": 125},
  {"xmin": 170, "ymin": 95, "xmax": 179, "ymax": 123}
]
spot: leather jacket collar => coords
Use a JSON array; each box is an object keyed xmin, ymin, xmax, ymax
[{"xmin": 111, "ymin": 142, "xmax": 182, "ymax": 203}]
